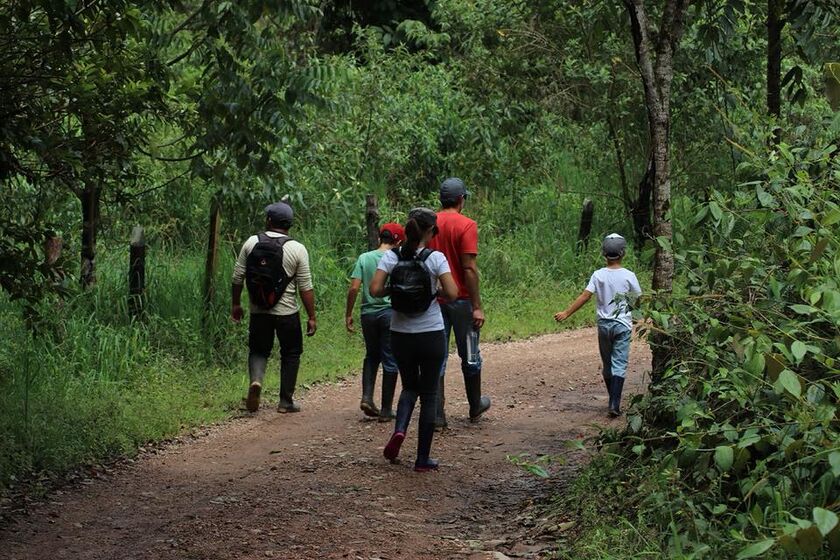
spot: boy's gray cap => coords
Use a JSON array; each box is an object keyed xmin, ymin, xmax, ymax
[
  {"xmin": 439, "ymin": 177, "xmax": 469, "ymax": 200},
  {"xmin": 265, "ymin": 201, "xmax": 294, "ymax": 224},
  {"xmin": 408, "ymin": 207, "xmax": 437, "ymax": 228},
  {"xmin": 602, "ymin": 233, "xmax": 627, "ymax": 258}
]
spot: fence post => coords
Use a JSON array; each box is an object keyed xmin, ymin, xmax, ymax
[
  {"xmin": 203, "ymin": 198, "xmax": 222, "ymax": 314},
  {"xmin": 365, "ymin": 194, "xmax": 379, "ymax": 250},
  {"xmin": 128, "ymin": 226, "xmax": 145, "ymax": 317},
  {"xmin": 576, "ymin": 198, "xmax": 594, "ymax": 254}
]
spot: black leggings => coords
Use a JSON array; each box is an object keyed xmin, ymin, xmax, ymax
[{"xmin": 390, "ymin": 330, "xmax": 446, "ymax": 431}]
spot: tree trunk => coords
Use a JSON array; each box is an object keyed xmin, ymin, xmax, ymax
[
  {"xmin": 203, "ymin": 197, "xmax": 222, "ymax": 313},
  {"xmin": 632, "ymin": 159, "xmax": 654, "ymax": 249},
  {"xmin": 129, "ymin": 226, "xmax": 146, "ymax": 318},
  {"xmin": 623, "ymin": 0, "xmax": 687, "ymax": 380},
  {"xmin": 576, "ymin": 198, "xmax": 595, "ymax": 253},
  {"xmin": 79, "ymin": 184, "xmax": 101, "ymax": 288},
  {"xmin": 365, "ymin": 194, "xmax": 379, "ymax": 250},
  {"xmin": 767, "ymin": 0, "xmax": 784, "ymax": 144}
]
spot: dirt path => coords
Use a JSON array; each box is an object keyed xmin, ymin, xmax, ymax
[{"xmin": 0, "ymin": 329, "xmax": 649, "ymax": 560}]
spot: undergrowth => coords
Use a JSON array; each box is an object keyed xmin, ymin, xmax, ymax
[{"xmin": 555, "ymin": 141, "xmax": 840, "ymax": 558}]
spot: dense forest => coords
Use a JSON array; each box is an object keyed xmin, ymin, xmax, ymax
[{"xmin": 1, "ymin": 0, "xmax": 839, "ymax": 557}]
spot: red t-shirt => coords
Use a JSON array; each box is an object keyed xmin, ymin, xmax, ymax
[{"xmin": 428, "ymin": 211, "xmax": 478, "ymax": 300}]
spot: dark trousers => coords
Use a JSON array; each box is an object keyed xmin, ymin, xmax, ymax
[
  {"xmin": 391, "ymin": 330, "xmax": 446, "ymax": 430},
  {"xmin": 361, "ymin": 308, "xmax": 398, "ymax": 376},
  {"xmin": 249, "ymin": 312, "xmax": 303, "ymax": 404}
]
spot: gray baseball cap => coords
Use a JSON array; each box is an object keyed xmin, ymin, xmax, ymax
[
  {"xmin": 265, "ymin": 201, "xmax": 294, "ymax": 225},
  {"xmin": 602, "ymin": 233, "xmax": 627, "ymax": 258},
  {"xmin": 408, "ymin": 207, "xmax": 438, "ymax": 228},
  {"xmin": 439, "ymin": 177, "xmax": 470, "ymax": 201}
]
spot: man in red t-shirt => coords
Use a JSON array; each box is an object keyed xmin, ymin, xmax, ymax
[{"xmin": 428, "ymin": 177, "xmax": 491, "ymax": 428}]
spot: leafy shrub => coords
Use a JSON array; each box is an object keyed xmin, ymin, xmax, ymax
[{"xmin": 601, "ymin": 141, "xmax": 839, "ymax": 557}]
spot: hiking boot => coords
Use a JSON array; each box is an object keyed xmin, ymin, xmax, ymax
[
  {"xmin": 383, "ymin": 431, "xmax": 405, "ymax": 463},
  {"xmin": 277, "ymin": 401, "xmax": 301, "ymax": 413},
  {"xmin": 378, "ymin": 371, "xmax": 398, "ymax": 422},
  {"xmin": 434, "ymin": 379, "xmax": 447, "ymax": 430},
  {"xmin": 246, "ymin": 382, "xmax": 262, "ymax": 413},
  {"xmin": 414, "ymin": 458, "xmax": 439, "ymax": 472},
  {"xmin": 464, "ymin": 373, "xmax": 491, "ymax": 422}
]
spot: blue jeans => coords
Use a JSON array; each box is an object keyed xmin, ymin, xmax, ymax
[
  {"xmin": 361, "ymin": 308, "xmax": 398, "ymax": 376},
  {"xmin": 597, "ymin": 319, "xmax": 631, "ymax": 379},
  {"xmin": 439, "ymin": 299, "xmax": 481, "ymax": 379}
]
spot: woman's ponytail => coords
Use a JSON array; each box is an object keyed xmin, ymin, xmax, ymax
[{"xmin": 401, "ymin": 218, "xmax": 423, "ymax": 257}]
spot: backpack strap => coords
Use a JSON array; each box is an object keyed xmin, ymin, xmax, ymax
[{"xmin": 417, "ymin": 248, "xmax": 433, "ymax": 262}]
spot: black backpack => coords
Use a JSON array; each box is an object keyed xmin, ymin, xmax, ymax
[
  {"xmin": 389, "ymin": 247, "xmax": 435, "ymax": 314},
  {"xmin": 245, "ymin": 233, "xmax": 295, "ymax": 310}
]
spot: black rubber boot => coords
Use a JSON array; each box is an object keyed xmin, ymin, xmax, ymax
[
  {"xmin": 378, "ymin": 372, "xmax": 398, "ymax": 422},
  {"xmin": 464, "ymin": 373, "xmax": 491, "ymax": 422},
  {"xmin": 414, "ymin": 422, "xmax": 439, "ymax": 472},
  {"xmin": 434, "ymin": 378, "xmax": 447, "ymax": 430},
  {"xmin": 278, "ymin": 362, "xmax": 300, "ymax": 413},
  {"xmin": 246, "ymin": 354, "xmax": 268, "ymax": 412},
  {"xmin": 360, "ymin": 362, "xmax": 380, "ymax": 417},
  {"xmin": 608, "ymin": 376, "xmax": 625, "ymax": 417}
]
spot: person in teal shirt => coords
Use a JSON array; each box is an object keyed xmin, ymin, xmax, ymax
[{"xmin": 345, "ymin": 223, "xmax": 405, "ymax": 420}]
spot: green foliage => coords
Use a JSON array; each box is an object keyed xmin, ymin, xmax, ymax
[{"xmin": 585, "ymin": 139, "xmax": 840, "ymax": 557}]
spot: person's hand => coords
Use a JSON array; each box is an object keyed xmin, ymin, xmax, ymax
[
  {"xmin": 472, "ymin": 307, "xmax": 485, "ymax": 330},
  {"xmin": 307, "ymin": 317, "xmax": 317, "ymax": 337},
  {"xmin": 345, "ymin": 315, "xmax": 355, "ymax": 333},
  {"xmin": 231, "ymin": 304, "xmax": 244, "ymax": 323},
  {"xmin": 554, "ymin": 310, "xmax": 569, "ymax": 322}
]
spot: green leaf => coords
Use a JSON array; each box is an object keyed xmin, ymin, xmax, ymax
[
  {"xmin": 776, "ymin": 370, "xmax": 801, "ymax": 398},
  {"xmin": 790, "ymin": 304, "xmax": 818, "ymax": 315},
  {"xmin": 791, "ymin": 340, "xmax": 807, "ymax": 364},
  {"xmin": 709, "ymin": 201, "xmax": 723, "ymax": 221},
  {"xmin": 756, "ymin": 186, "xmax": 775, "ymax": 207},
  {"xmin": 830, "ymin": 451, "xmax": 840, "ymax": 477},
  {"xmin": 736, "ymin": 539, "xmax": 775, "ymax": 559},
  {"xmin": 823, "ymin": 208, "xmax": 840, "ymax": 226},
  {"xmin": 814, "ymin": 508, "xmax": 839, "ymax": 536},
  {"xmin": 714, "ymin": 445, "xmax": 733, "ymax": 471},
  {"xmin": 745, "ymin": 353, "xmax": 765, "ymax": 375}
]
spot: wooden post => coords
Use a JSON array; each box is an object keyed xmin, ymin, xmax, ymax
[
  {"xmin": 203, "ymin": 198, "xmax": 222, "ymax": 313},
  {"xmin": 128, "ymin": 226, "xmax": 145, "ymax": 317},
  {"xmin": 365, "ymin": 194, "xmax": 379, "ymax": 250},
  {"xmin": 576, "ymin": 198, "xmax": 594, "ymax": 253}
]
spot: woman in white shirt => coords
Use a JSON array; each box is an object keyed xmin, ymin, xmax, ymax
[{"xmin": 370, "ymin": 208, "xmax": 458, "ymax": 472}]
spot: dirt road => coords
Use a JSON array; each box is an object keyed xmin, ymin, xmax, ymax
[{"xmin": 0, "ymin": 329, "xmax": 649, "ymax": 560}]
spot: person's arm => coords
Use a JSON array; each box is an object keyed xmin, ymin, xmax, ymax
[
  {"xmin": 231, "ymin": 239, "xmax": 252, "ymax": 322},
  {"xmin": 294, "ymin": 244, "xmax": 316, "ymax": 336},
  {"xmin": 460, "ymin": 253, "xmax": 484, "ymax": 329},
  {"xmin": 369, "ymin": 269, "xmax": 389, "ymax": 298},
  {"xmin": 345, "ymin": 278, "xmax": 362, "ymax": 332},
  {"xmin": 300, "ymin": 289, "xmax": 317, "ymax": 336},
  {"xmin": 438, "ymin": 272, "xmax": 458, "ymax": 302},
  {"xmin": 231, "ymin": 284, "xmax": 245, "ymax": 322},
  {"xmin": 554, "ymin": 290, "xmax": 593, "ymax": 322}
]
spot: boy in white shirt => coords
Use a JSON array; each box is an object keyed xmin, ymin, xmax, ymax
[{"xmin": 554, "ymin": 234, "xmax": 642, "ymax": 417}]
